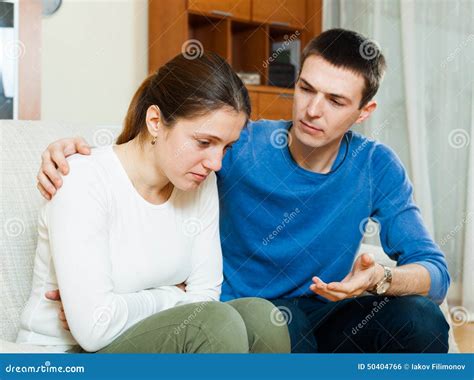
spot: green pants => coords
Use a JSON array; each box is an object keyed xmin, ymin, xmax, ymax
[{"xmin": 71, "ymin": 298, "xmax": 290, "ymax": 353}]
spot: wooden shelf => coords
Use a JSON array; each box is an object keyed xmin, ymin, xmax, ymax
[
  {"xmin": 189, "ymin": 13, "xmax": 231, "ymax": 62},
  {"xmin": 232, "ymin": 21, "xmax": 269, "ymax": 84},
  {"xmin": 148, "ymin": 0, "xmax": 322, "ymax": 120}
]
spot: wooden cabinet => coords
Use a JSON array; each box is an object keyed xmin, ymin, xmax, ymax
[
  {"xmin": 252, "ymin": 0, "xmax": 306, "ymax": 28},
  {"xmin": 149, "ymin": 0, "xmax": 188, "ymax": 74},
  {"xmin": 247, "ymin": 86, "xmax": 294, "ymax": 120},
  {"xmin": 149, "ymin": 0, "xmax": 322, "ymax": 77},
  {"xmin": 258, "ymin": 92, "xmax": 294, "ymax": 120},
  {"xmin": 188, "ymin": 0, "xmax": 251, "ymax": 21},
  {"xmin": 149, "ymin": 0, "xmax": 322, "ymax": 121}
]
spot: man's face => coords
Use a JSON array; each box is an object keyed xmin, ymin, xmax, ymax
[{"xmin": 292, "ymin": 55, "xmax": 375, "ymax": 149}]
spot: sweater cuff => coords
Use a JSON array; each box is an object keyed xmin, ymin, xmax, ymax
[
  {"xmin": 148, "ymin": 286, "xmax": 189, "ymax": 312},
  {"xmin": 413, "ymin": 261, "xmax": 446, "ymax": 304}
]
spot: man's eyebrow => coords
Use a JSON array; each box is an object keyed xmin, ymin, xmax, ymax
[
  {"xmin": 194, "ymin": 132, "xmax": 238, "ymax": 145},
  {"xmin": 299, "ymin": 77, "xmax": 315, "ymax": 90},
  {"xmin": 329, "ymin": 93, "xmax": 351, "ymax": 102},
  {"xmin": 299, "ymin": 77, "xmax": 351, "ymax": 103}
]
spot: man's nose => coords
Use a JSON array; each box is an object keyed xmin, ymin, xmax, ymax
[{"xmin": 307, "ymin": 95, "xmax": 324, "ymax": 118}]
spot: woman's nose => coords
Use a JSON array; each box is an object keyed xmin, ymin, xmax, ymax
[{"xmin": 203, "ymin": 151, "xmax": 222, "ymax": 172}]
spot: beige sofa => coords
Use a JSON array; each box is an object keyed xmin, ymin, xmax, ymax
[{"xmin": 0, "ymin": 120, "xmax": 458, "ymax": 353}]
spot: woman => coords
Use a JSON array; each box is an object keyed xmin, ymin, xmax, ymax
[{"xmin": 17, "ymin": 52, "xmax": 290, "ymax": 353}]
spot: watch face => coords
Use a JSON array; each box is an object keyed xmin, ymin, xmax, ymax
[{"xmin": 377, "ymin": 282, "xmax": 390, "ymax": 294}]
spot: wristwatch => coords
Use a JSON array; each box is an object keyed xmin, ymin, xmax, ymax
[{"xmin": 369, "ymin": 265, "xmax": 393, "ymax": 295}]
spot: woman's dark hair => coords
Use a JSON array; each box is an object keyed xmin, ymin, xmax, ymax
[
  {"xmin": 117, "ymin": 52, "xmax": 251, "ymax": 144},
  {"xmin": 300, "ymin": 28, "xmax": 386, "ymax": 108}
]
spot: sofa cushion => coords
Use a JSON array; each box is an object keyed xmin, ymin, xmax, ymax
[{"xmin": 0, "ymin": 121, "xmax": 120, "ymax": 342}]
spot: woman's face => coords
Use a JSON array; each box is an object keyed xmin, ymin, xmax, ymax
[{"xmin": 155, "ymin": 107, "xmax": 247, "ymax": 191}]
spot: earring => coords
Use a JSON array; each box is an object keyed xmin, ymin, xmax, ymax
[{"xmin": 151, "ymin": 136, "xmax": 157, "ymax": 145}]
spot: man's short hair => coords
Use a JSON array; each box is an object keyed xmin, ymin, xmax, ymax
[{"xmin": 300, "ymin": 28, "xmax": 386, "ymax": 108}]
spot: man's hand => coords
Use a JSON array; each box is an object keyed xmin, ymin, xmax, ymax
[
  {"xmin": 45, "ymin": 289, "xmax": 70, "ymax": 331},
  {"xmin": 310, "ymin": 253, "xmax": 385, "ymax": 302},
  {"xmin": 37, "ymin": 137, "xmax": 91, "ymax": 200}
]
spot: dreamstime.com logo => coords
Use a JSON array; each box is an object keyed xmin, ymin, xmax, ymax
[
  {"xmin": 359, "ymin": 217, "xmax": 380, "ymax": 238},
  {"xmin": 270, "ymin": 128, "xmax": 292, "ymax": 149},
  {"xmin": 3, "ymin": 361, "xmax": 85, "ymax": 374},
  {"xmin": 359, "ymin": 39, "xmax": 381, "ymax": 60},
  {"xmin": 352, "ymin": 297, "xmax": 390, "ymax": 335},
  {"xmin": 181, "ymin": 39, "xmax": 204, "ymax": 60},
  {"xmin": 173, "ymin": 303, "xmax": 208, "ymax": 335},
  {"xmin": 262, "ymin": 208, "xmax": 301, "ymax": 246},
  {"xmin": 270, "ymin": 306, "xmax": 293, "ymax": 327},
  {"xmin": 93, "ymin": 128, "xmax": 115, "ymax": 147},
  {"xmin": 262, "ymin": 31, "xmax": 300, "ymax": 68}
]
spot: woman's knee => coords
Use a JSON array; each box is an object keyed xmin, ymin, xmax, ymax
[
  {"xmin": 188, "ymin": 302, "xmax": 249, "ymax": 353},
  {"xmin": 227, "ymin": 297, "xmax": 291, "ymax": 353},
  {"xmin": 121, "ymin": 302, "xmax": 249, "ymax": 353}
]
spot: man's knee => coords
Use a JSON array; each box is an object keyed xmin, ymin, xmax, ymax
[{"xmin": 384, "ymin": 295, "xmax": 449, "ymax": 353}]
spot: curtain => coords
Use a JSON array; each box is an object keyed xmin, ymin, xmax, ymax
[{"xmin": 323, "ymin": 0, "xmax": 473, "ymax": 318}]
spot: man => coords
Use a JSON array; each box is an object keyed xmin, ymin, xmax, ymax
[{"xmin": 37, "ymin": 29, "xmax": 450, "ymax": 353}]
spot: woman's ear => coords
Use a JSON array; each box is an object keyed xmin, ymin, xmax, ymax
[{"xmin": 145, "ymin": 105, "xmax": 161, "ymax": 138}]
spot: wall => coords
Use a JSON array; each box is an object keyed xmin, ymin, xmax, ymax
[{"xmin": 41, "ymin": 0, "xmax": 148, "ymax": 125}]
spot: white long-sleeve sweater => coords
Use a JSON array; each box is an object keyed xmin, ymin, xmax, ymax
[{"xmin": 16, "ymin": 146, "xmax": 223, "ymax": 352}]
